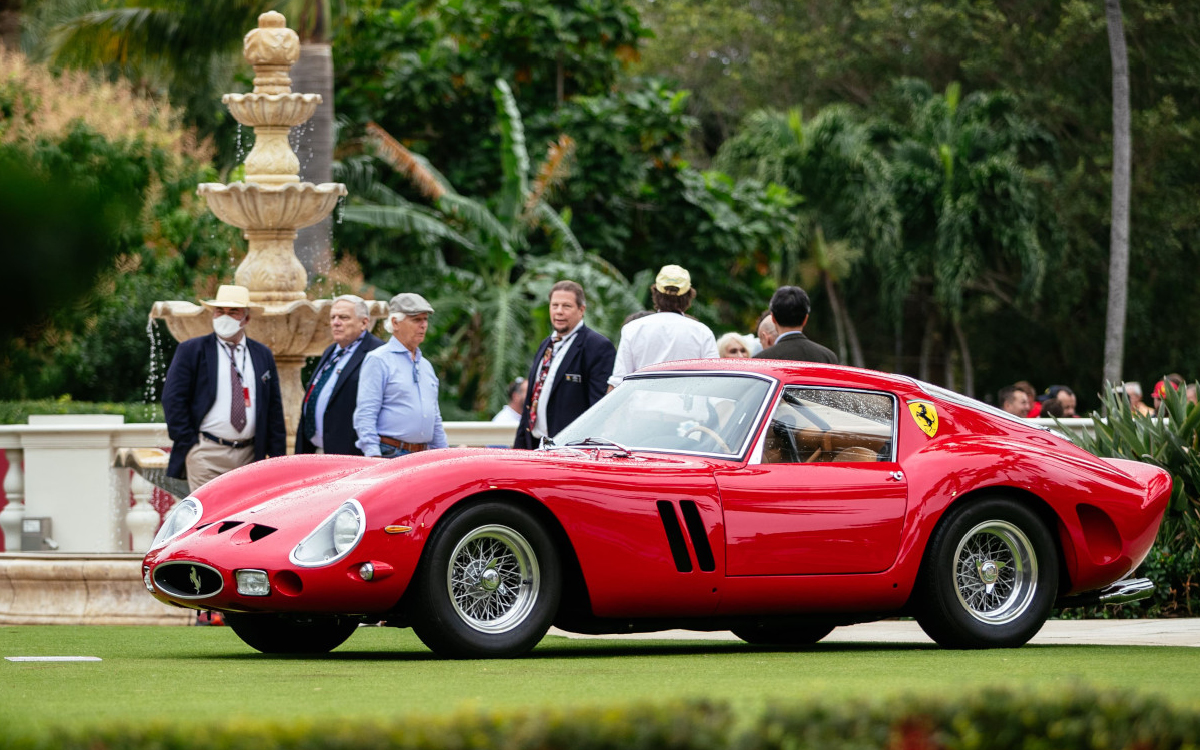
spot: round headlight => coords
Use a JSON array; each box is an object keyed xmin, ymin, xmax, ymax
[
  {"xmin": 150, "ymin": 497, "xmax": 203, "ymax": 549},
  {"xmin": 333, "ymin": 507, "xmax": 361, "ymax": 554}
]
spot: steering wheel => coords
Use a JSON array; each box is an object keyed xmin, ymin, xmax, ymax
[{"xmin": 685, "ymin": 424, "xmax": 732, "ymax": 453}]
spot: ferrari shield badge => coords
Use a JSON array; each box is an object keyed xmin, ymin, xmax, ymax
[{"xmin": 908, "ymin": 401, "xmax": 939, "ymax": 438}]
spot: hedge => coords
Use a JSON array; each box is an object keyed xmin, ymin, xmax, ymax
[
  {"xmin": 0, "ymin": 399, "xmax": 163, "ymax": 425},
  {"xmin": 4, "ymin": 689, "xmax": 1197, "ymax": 750}
]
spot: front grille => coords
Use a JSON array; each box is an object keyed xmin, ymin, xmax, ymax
[{"xmin": 153, "ymin": 561, "xmax": 224, "ymax": 599}]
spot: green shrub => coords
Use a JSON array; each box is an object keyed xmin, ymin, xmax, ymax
[
  {"xmin": 6, "ymin": 690, "xmax": 1200, "ymax": 750},
  {"xmin": 0, "ymin": 398, "xmax": 163, "ymax": 425},
  {"xmin": 1062, "ymin": 381, "xmax": 1200, "ymax": 617}
]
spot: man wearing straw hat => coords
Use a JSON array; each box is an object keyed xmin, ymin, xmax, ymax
[{"xmin": 162, "ymin": 284, "xmax": 287, "ymax": 492}]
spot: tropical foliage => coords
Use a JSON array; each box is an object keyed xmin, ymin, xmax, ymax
[
  {"xmin": 343, "ymin": 80, "xmax": 641, "ymax": 414},
  {"xmin": 0, "ymin": 48, "xmax": 239, "ymax": 401},
  {"xmin": 1065, "ymin": 382, "xmax": 1200, "ymax": 616}
]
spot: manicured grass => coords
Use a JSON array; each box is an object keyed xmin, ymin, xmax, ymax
[{"xmin": 2, "ymin": 625, "xmax": 1198, "ymax": 733}]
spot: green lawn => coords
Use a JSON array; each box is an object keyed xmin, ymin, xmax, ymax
[{"xmin": 2, "ymin": 625, "xmax": 1198, "ymax": 733}]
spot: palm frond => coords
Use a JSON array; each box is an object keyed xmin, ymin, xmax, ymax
[
  {"xmin": 341, "ymin": 204, "xmax": 475, "ymax": 250},
  {"xmin": 364, "ymin": 121, "xmax": 448, "ymax": 201},
  {"xmin": 528, "ymin": 202, "xmax": 584, "ymax": 258},
  {"xmin": 493, "ymin": 79, "xmax": 530, "ymax": 224},
  {"xmin": 523, "ymin": 134, "xmax": 575, "ymax": 218},
  {"xmin": 436, "ymin": 193, "xmax": 511, "ymax": 250}
]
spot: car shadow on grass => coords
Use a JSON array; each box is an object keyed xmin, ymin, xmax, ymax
[{"xmin": 188, "ymin": 639, "xmax": 942, "ymax": 661}]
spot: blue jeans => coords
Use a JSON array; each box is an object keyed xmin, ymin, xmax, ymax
[{"xmin": 379, "ymin": 443, "xmax": 412, "ymax": 459}]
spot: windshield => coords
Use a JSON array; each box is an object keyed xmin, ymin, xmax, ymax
[{"xmin": 553, "ymin": 372, "xmax": 775, "ymax": 458}]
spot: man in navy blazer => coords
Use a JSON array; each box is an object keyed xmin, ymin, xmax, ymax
[
  {"xmin": 514, "ymin": 280, "xmax": 615, "ymax": 449},
  {"xmin": 295, "ymin": 295, "xmax": 384, "ymax": 455},
  {"xmin": 162, "ymin": 285, "xmax": 287, "ymax": 492}
]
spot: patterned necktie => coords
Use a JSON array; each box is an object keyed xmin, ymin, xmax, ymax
[
  {"xmin": 302, "ymin": 347, "xmax": 345, "ymax": 440},
  {"xmin": 227, "ymin": 344, "xmax": 247, "ymax": 432},
  {"xmin": 527, "ymin": 335, "xmax": 560, "ymax": 428}
]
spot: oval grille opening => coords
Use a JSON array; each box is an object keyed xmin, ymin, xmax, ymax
[{"xmin": 153, "ymin": 562, "xmax": 224, "ymax": 599}]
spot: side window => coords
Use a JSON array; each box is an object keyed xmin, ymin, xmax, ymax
[{"xmin": 761, "ymin": 388, "xmax": 895, "ymax": 464}]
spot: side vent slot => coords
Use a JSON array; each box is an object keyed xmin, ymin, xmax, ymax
[
  {"xmin": 217, "ymin": 521, "xmax": 243, "ymax": 534},
  {"xmin": 656, "ymin": 501, "xmax": 693, "ymax": 573},
  {"xmin": 679, "ymin": 501, "xmax": 715, "ymax": 572},
  {"xmin": 248, "ymin": 525, "xmax": 277, "ymax": 542}
]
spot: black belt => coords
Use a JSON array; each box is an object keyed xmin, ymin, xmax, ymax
[{"xmin": 202, "ymin": 431, "xmax": 253, "ymax": 449}]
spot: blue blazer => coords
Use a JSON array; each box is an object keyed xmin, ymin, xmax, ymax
[
  {"xmin": 294, "ymin": 332, "xmax": 384, "ymax": 456},
  {"xmin": 514, "ymin": 324, "xmax": 615, "ymax": 449},
  {"xmin": 162, "ymin": 333, "xmax": 287, "ymax": 479}
]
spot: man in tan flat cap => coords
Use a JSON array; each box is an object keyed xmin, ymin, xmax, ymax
[{"xmin": 162, "ymin": 284, "xmax": 287, "ymax": 491}]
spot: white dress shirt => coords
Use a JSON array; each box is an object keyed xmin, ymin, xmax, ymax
[
  {"xmin": 532, "ymin": 321, "xmax": 583, "ymax": 438},
  {"xmin": 608, "ymin": 312, "xmax": 719, "ymax": 387},
  {"xmin": 200, "ymin": 337, "xmax": 256, "ymax": 441}
]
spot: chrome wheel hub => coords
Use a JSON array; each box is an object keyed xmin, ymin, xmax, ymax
[
  {"xmin": 954, "ymin": 520, "xmax": 1038, "ymax": 625},
  {"xmin": 447, "ymin": 524, "xmax": 539, "ymax": 634}
]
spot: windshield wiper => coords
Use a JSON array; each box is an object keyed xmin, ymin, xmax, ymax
[{"xmin": 565, "ymin": 437, "xmax": 633, "ymax": 457}]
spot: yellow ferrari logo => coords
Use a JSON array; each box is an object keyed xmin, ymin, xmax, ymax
[{"xmin": 908, "ymin": 401, "xmax": 939, "ymax": 437}]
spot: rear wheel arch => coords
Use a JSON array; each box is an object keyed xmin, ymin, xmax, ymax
[
  {"xmin": 912, "ymin": 490, "xmax": 1063, "ymax": 648},
  {"xmin": 927, "ymin": 487, "xmax": 1072, "ymax": 595}
]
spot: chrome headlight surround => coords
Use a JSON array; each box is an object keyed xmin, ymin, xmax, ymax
[
  {"xmin": 289, "ymin": 499, "xmax": 365, "ymax": 567},
  {"xmin": 150, "ymin": 497, "xmax": 203, "ymax": 550}
]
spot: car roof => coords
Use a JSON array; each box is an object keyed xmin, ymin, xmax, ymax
[{"xmin": 638, "ymin": 358, "xmax": 923, "ymax": 394}]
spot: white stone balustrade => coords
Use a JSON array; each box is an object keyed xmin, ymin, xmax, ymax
[{"xmin": 0, "ymin": 417, "xmax": 520, "ymax": 554}]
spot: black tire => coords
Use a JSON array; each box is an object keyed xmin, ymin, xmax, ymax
[
  {"xmin": 224, "ymin": 612, "xmax": 359, "ymax": 654},
  {"xmin": 732, "ymin": 621, "xmax": 835, "ymax": 646},
  {"xmin": 913, "ymin": 496, "xmax": 1058, "ymax": 649},
  {"xmin": 410, "ymin": 501, "xmax": 561, "ymax": 658}
]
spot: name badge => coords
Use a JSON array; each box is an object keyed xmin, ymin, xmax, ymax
[{"xmin": 565, "ymin": 373, "xmax": 582, "ymax": 383}]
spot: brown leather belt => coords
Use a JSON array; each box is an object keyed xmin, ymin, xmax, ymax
[
  {"xmin": 379, "ymin": 436, "xmax": 428, "ymax": 453},
  {"xmin": 202, "ymin": 431, "xmax": 254, "ymax": 449}
]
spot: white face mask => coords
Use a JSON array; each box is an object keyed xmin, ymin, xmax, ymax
[{"xmin": 212, "ymin": 314, "xmax": 244, "ymax": 340}]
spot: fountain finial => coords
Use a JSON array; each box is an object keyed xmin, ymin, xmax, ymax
[{"xmin": 244, "ymin": 11, "xmax": 300, "ymax": 95}]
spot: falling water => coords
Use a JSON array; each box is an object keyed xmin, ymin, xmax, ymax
[
  {"xmin": 235, "ymin": 124, "xmax": 245, "ymax": 164},
  {"xmin": 142, "ymin": 317, "xmax": 166, "ymax": 421},
  {"xmin": 335, "ymin": 194, "xmax": 346, "ymax": 224}
]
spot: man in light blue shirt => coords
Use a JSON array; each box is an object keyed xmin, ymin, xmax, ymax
[{"xmin": 353, "ymin": 292, "xmax": 448, "ymax": 457}]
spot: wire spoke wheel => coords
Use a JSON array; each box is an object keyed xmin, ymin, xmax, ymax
[
  {"xmin": 953, "ymin": 520, "xmax": 1037, "ymax": 624},
  {"xmin": 446, "ymin": 524, "xmax": 539, "ymax": 634}
]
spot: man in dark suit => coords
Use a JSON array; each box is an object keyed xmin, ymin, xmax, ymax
[
  {"xmin": 753, "ymin": 285, "xmax": 839, "ymax": 364},
  {"xmin": 295, "ymin": 295, "xmax": 384, "ymax": 455},
  {"xmin": 162, "ymin": 285, "xmax": 287, "ymax": 492},
  {"xmin": 514, "ymin": 280, "xmax": 616, "ymax": 449}
]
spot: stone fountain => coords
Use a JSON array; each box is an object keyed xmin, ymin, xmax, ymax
[{"xmin": 150, "ymin": 11, "xmax": 384, "ymax": 447}]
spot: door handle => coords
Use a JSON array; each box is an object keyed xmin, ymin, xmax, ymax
[{"xmin": 888, "ymin": 471, "xmax": 904, "ymax": 481}]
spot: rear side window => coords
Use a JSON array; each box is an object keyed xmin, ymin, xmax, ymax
[{"xmin": 761, "ymin": 387, "xmax": 896, "ymax": 464}]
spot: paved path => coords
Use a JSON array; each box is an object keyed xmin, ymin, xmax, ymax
[{"xmin": 550, "ymin": 618, "xmax": 1200, "ymax": 647}]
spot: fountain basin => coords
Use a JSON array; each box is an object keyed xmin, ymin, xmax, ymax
[
  {"xmin": 223, "ymin": 92, "xmax": 320, "ymax": 128},
  {"xmin": 197, "ymin": 182, "xmax": 347, "ymax": 231}
]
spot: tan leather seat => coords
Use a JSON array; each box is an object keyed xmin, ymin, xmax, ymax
[{"xmin": 835, "ymin": 446, "xmax": 878, "ymax": 462}]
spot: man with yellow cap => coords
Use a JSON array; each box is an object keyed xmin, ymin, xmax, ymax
[{"xmin": 607, "ymin": 264, "xmax": 719, "ymax": 390}]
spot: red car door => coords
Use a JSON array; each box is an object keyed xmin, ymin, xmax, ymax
[{"xmin": 715, "ymin": 386, "xmax": 909, "ymax": 576}]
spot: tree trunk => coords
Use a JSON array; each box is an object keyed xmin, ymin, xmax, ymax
[
  {"xmin": 1103, "ymin": 0, "xmax": 1132, "ymax": 387},
  {"xmin": 843, "ymin": 306, "xmax": 866, "ymax": 369},
  {"xmin": 291, "ymin": 42, "xmax": 335, "ymax": 279},
  {"xmin": 823, "ymin": 272, "xmax": 849, "ymax": 364},
  {"xmin": 918, "ymin": 313, "xmax": 936, "ymax": 383},
  {"xmin": 0, "ymin": 0, "xmax": 22, "ymax": 52},
  {"xmin": 951, "ymin": 316, "xmax": 974, "ymax": 397}
]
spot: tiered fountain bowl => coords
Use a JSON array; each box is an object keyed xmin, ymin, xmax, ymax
[{"xmin": 151, "ymin": 11, "xmax": 384, "ymax": 446}]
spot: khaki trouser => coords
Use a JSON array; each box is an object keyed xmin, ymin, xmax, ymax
[{"xmin": 186, "ymin": 436, "xmax": 255, "ymax": 492}]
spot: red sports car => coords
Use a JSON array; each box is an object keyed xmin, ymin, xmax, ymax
[{"xmin": 143, "ymin": 360, "xmax": 1170, "ymax": 657}]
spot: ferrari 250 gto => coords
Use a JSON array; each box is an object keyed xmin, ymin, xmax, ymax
[{"xmin": 143, "ymin": 360, "xmax": 1170, "ymax": 657}]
